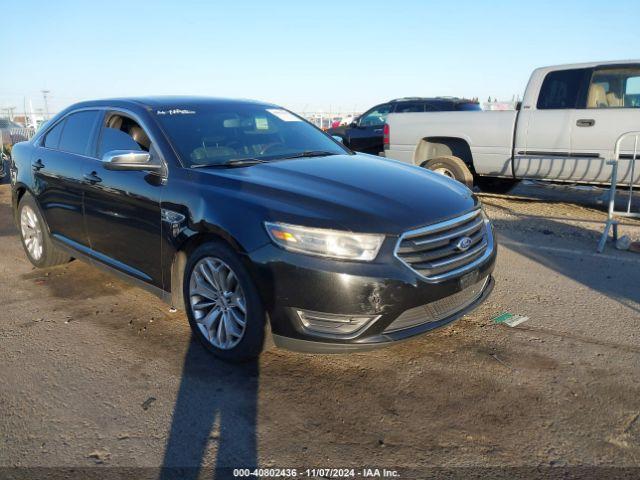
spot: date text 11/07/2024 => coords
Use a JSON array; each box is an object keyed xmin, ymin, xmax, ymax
[
  {"xmin": 232, "ymin": 468, "xmax": 400, "ymax": 477},
  {"xmin": 233, "ymin": 468, "xmax": 400, "ymax": 478}
]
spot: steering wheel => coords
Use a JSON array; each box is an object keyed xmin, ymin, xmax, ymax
[{"xmin": 259, "ymin": 142, "xmax": 287, "ymax": 155}]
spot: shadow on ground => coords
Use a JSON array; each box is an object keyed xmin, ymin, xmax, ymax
[
  {"xmin": 0, "ymin": 203, "xmax": 16, "ymax": 236},
  {"xmin": 159, "ymin": 338, "xmax": 259, "ymax": 479}
]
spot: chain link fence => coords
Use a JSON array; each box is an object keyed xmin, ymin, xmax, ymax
[{"xmin": 1, "ymin": 127, "xmax": 37, "ymax": 179}]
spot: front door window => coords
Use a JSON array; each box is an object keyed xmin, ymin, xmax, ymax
[{"xmin": 358, "ymin": 105, "xmax": 393, "ymax": 127}]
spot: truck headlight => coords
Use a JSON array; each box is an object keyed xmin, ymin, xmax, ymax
[{"xmin": 265, "ymin": 222, "xmax": 384, "ymax": 261}]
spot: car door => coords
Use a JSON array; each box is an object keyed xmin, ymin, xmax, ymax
[
  {"xmin": 570, "ymin": 65, "xmax": 640, "ymax": 185},
  {"xmin": 513, "ymin": 68, "xmax": 591, "ymax": 181},
  {"xmin": 82, "ymin": 111, "xmax": 165, "ymax": 288},
  {"xmin": 347, "ymin": 103, "xmax": 394, "ymax": 154},
  {"xmin": 32, "ymin": 110, "xmax": 101, "ymax": 248}
]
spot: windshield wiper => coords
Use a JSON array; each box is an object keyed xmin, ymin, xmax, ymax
[
  {"xmin": 191, "ymin": 158, "xmax": 266, "ymax": 169},
  {"xmin": 279, "ymin": 150, "xmax": 339, "ymax": 160}
]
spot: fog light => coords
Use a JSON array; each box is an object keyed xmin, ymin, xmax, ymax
[{"xmin": 296, "ymin": 309, "xmax": 380, "ymax": 336}]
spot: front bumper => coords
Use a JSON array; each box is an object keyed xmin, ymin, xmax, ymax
[{"xmin": 247, "ymin": 233, "xmax": 497, "ymax": 353}]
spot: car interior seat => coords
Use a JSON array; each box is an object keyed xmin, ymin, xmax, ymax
[
  {"xmin": 587, "ymin": 83, "xmax": 609, "ymax": 108},
  {"xmin": 606, "ymin": 92, "xmax": 622, "ymax": 107},
  {"xmin": 128, "ymin": 126, "xmax": 151, "ymax": 151}
]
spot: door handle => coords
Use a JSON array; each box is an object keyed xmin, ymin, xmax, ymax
[
  {"xmin": 33, "ymin": 159, "xmax": 45, "ymax": 171},
  {"xmin": 83, "ymin": 172, "xmax": 102, "ymax": 184},
  {"xmin": 576, "ymin": 119, "xmax": 595, "ymax": 127}
]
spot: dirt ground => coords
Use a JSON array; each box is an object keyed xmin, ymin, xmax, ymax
[{"xmin": 0, "ymin": 178, "xmax": 639, "ymax": 479}]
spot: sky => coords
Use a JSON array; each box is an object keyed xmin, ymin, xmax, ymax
[{"xmin": 1, "ymin": 0, "xmax": 639, "ymax": 116}]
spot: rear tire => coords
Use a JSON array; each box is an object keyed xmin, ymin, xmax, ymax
[
  {"xmin": 183, "ymin": 241, "xmax": 267, "ymax": 362},
  {"xmin": 475, "ymin": 176, "xmax": 520, "ymax": 194},
  {"xmin": 18, "ymin": 193, "xmax": 71, "ymax": 268},
  {"xmin": 423, "ymin": 155, "xmax": 474, "ymax": 188}
]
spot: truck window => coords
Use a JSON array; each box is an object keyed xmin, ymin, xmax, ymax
[
  {"xmin": 358, "ymin": 104, "xmax": 393, "ymax": 126},
  {"xmin": 537, "ymin": 69, "xmax": 589, "ymax": 110},
  {"xmin": 587, "ymin": 67, "xmax": 640, "ymax": 108}
]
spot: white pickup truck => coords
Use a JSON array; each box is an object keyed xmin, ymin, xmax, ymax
[{"xmin": 384, "ymin": 60, "xmax": 640, "ymax": 192}]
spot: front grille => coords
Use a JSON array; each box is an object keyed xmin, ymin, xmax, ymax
[
  {"xmin": 384, "ymin": 277, "xmax": 488, "ymax": 333},
  {"xmin": 395, "ymin": 209, "xmax": 491, "ymax": 280}
]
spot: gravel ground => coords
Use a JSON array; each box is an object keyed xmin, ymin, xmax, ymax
[{"xmin": 0, "ymin": 179, "xmax": 639, "ymax": 479}]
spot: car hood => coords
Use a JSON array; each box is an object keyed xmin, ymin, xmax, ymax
[{"xmin": 196, "ymin": 154, "xmax": 478, "ymax": 235}]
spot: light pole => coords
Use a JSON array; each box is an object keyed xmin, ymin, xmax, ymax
[{"xmin": 41, "ymin": 90, "xmax": 50, "ymax": 120}]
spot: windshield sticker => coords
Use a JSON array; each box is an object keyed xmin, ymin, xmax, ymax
[
  {"xmin": 156, "ymin": 109, "xmax": 196, "ymax": 115},
  {"xmin": 255, "ymin": 117, "xmax": 269, "ymax": 130},
  {"xmin": 266, "ymin": 108, "xmax": 301, "ymax": 122}
]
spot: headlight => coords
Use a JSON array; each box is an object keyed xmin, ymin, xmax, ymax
[{"xmin": 265, "ymin": 222, "xmax": 384, "ymax": 261}]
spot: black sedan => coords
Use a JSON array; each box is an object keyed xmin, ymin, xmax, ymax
[
  {"xmin": 328, "ymin": 97, "xmax": 481, "ymax": 155},
  {"xmin": 10, "ymin": 97, "xmax": 495, "ymax": 361}
]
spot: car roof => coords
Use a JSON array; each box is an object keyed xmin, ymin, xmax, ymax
[
  {"xmin": 67, "ymin": 96, "xmax": 278, "ymax": 111},
  {"xmin": 533, "ymin": 59, "xmax": 640, "ymax": 75},
  {"xmin": 388, "ymin": 96, "xmax": 476, "ymax": 103}
]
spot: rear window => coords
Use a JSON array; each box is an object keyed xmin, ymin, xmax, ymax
[
  {"xmin": 537, "ymin": 69, "xmax": 589, "ymax": 109},
  {"xmin": 58, "ymin": 110, "xmax": 100, "ymax": 155}
]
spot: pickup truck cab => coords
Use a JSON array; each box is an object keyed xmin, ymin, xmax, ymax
[{"xmin": 384, "ymin": 60, "xmax": 640, "ymax": 192}]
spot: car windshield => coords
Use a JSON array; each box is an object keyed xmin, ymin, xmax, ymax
[{"xmin": 154, "ymin": 103, "xmax": 349, "ymax": 167}]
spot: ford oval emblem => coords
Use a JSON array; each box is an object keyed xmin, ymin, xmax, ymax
[{"xmin": 456, "ymin": 236, "xmax": 473, "ymax": 252}]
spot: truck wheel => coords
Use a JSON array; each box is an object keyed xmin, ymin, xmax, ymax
[
  {"xmin": 475, "ymin": 176, "xmax": 520, "ymax": 194},
  {"xmin": 423, "ymin": 156, "xmax": 474, "ymax": 188},
  {"xmin": 18, "ymin": 193, "xmax": 71, "ymax": 268}
]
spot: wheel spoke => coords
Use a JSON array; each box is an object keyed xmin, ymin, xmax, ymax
[
  {"xmin": 200, "ymin": 260, "xmax": 218, "ymax": 290},
  {"xmin": 217, "ymin": 313, "xmax": 227, "ymax": 347},
  {"xmin": 231, "ymin": 293, "xmax": 246, "ymax": 314},
  {"xmin": 199, "ymin": 307, "xmax": 221, "ymax": 330},
  {"xmin": 192, "ymin": 299, "xmax": 216, "ymax": 310},
  {"xmin": 215, "ymin": 265, "xmax": 230, "ymax": 292},
  {"xmin": 192, "ymin": 275, "xmax": 219, "ymax": 301},
  {"xmin": 228, "ymin": 308, "xmax": 246, "ymax": 328},
  {"xmin": 224, "ymin": 312, "xmax": 241, "ymax": 338},
  {"xmin": 226, "ymin": 270, "xmax": 237, "ymax": 291}
]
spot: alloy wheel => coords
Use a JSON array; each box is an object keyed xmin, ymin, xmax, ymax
[
  {"xmin": 432, "ymin": 167, "xmax": 455, "ymax": 178},
  {"xmin": 188, "ymin": 257, "xmax": 247, "ymax": 350},
  {"xmin": 20, "ymin": 205, "xmax": 43, "ymax": 261}
]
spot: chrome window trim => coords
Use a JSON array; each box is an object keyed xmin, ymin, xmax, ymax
[
  {"xmin": 393, "ymin": 208, "xmax": 494, "ymax": 282},
  {"xmin": 34, "ymin": 105, "xmax": 168, "ymax": 176}
]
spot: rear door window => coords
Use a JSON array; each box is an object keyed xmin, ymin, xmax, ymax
[
  {"xmin": 43, "ymin": 120, "xmax": 65, "ymax": 149},
  {"xmin": 394, "ymin": 103, "xmax": 425, "ymax": 113},
  {"xmin": 537, "ymin": 69, "xmax": 590, "ymax": 109},
  {"xmin": 58, "ymin": 110, "xmax": 100, "ymax": 155}
]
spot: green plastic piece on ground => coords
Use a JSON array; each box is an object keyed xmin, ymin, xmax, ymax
[
  {"xmin": 492, "ymin": 312, "xmax": 514, "ymax": 324},
  {"xmin": 492, "ymin": 312, "xmax": 530, "ymax": 327}
]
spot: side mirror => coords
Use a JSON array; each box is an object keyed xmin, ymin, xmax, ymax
[
  {"xmin": 102, "ymin": 150, "xmax": 161, "ymax": 171},
  {"xmin": 349, "ymin": 121, "xmax": 358, "ymax": 128},
  {"xmin": 332, "ymin": 135, "xmax": 344, "ymax": 144}
]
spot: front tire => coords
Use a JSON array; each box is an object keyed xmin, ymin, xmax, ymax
[
  {"xmin": 423, "ymin": 155, "xmax": 474, "ymax": 188},
  {"xmin": 18, "ymin": 193, "xmax": 71, "ymax": 268},
  {"xmin": 183, "ymin": 241, "xmax": 267, "ymax": 362}
]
